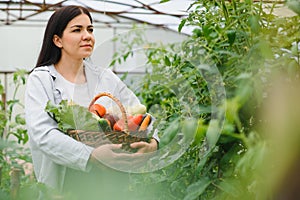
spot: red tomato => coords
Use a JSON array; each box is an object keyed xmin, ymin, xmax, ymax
[
  {"xmin": 89, "ymin": 104, "xmax": 106, "ymax": 117},
  {"xmin": 132, "ymin": 114, "xmax": 144, "ymax": 126},
  {"xmin": 113, "ymin": 118, "xmax": 127, "ymax": 131},
  {"xmin": 113, "ymin": 114, "xmax": 144, "ymax": 132}
]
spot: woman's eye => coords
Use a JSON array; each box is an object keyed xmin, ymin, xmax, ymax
[
  {"xmin": 88, "ymin": 28, "xmax": 94, "ymax": 33},
  {"xmin": 72, "ymin": 29, "xmax": 81, "ymax": 32}
]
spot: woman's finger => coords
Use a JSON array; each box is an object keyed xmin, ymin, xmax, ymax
[
  {"xmin": 130, "ymin": 141, "xmax": 147, "ymax": 149},
  {"xmin": 107, "ymin": 143, "xmax": 122, "ymax": 150}
]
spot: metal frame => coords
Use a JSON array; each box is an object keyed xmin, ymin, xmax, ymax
[{"xmin": 0, "ymin": 0, "xmax": 188, "ymax": 28}]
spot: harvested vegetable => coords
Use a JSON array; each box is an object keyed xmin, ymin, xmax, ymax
[
  {"xmin": 102, "ymin": 113, "xmax": 119, "ymax": 129},
  {"xmin": 106, "ymin": 104, "xmax": 147, "ymax": 118},
  {"xmin": 127, "ymin": 104, "xmax": 147, "ymax": 115},
  {"xmin": 138, "ymin": 114, "xmax": 152, "ymax": 131},
  {"xmin": 97, "ymin": 118, "xmax": 112, "ymax": 132},
  {"xmin": 89, "ymin": 103, "xmax": 106, "ymax": 117},
  {"xmin": 113, "ymin": 114, "xmax": 144, "ymax": 132},
  {"xmin": 45, "ymin": 100, "xmax": 99, "ymax": 133}
]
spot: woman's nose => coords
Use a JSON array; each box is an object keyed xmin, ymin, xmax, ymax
[{"xmin": 82, "ymin": 30, "xmax": 92, "ymax": 40}]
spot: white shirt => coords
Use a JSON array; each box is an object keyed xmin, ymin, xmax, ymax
[{"xmin": 51, "ymin": 66, "xmax": 90, "ymax": 107}]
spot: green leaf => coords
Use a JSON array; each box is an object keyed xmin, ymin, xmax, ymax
[
  {"xmin": 258, "ymin": 40, "xmax": 273, "ymax": 59},
  {"xmin": 179, "ymin": 118, "xmax": 199, "ymax": 146},
  {"xmin": 123, "ymin": 51, "xmax": 131, "ymax": 61},
  {"xmin": 13, "ymin": 69, "xmax": 27, "ymax": 84},
  {"xmin": 196, "ymin": 152, "xmax": 211, "ymax": 174},
  {"xmin": 216, "ymin": 179, "xmax": 241, "ymax": 197},
  {"xmin": 6, "ymin": 100, "xmax": 19, "ymax": 106},
  {"xmin": 192, "ymin": 119, "xmax": 207, "ymax": 146},
  {"xmin": 159, "ymin": 118, "xmax": 180, "ymax": 148},
  {"xmin": 202, "ymin": 25, "xmax": 211, "ymax": 39},
  {"xmin": 235, "ymin": 82, "xmax": 253, "ymax": 106},
  {"xmin": 0, "ymin": 84, "xmax": 3, "ymax": 95},
  {"xmin": 222, "ymin": 123, "xmax": 235, "ymax": 134},
  {"xmin": 226, "ymin": 30, "xmax": 236, "ymax": 46},
  {"xmin": 183, "ymin": 177, "xmax": 211, "ymax": 200},
  {"xmin": 178, "ymin": 18, "xmax": 186, "ymax": 33},
  {"xmin": 206, "ymin": 119, "xmax": 221, "ymax": 149},
  {"xmin": 164, "ymin": 56, "xmax": 171, "ymax": 66},
  {"xmin": 160, "ymin": 0, "xmax": 170, "ymax": 3},
  {"xmin": 15, "ymin": 114, "xmax": 26, "ymax": 125},
  {"xmin": 45, "ymin": 100, "xmax": 99, "ymax": 133},
  {"xmin": 109, "ymin": 59, "xmax": 116, "ymax": 67},
  {"xmin": 225, "ymin": 99, "xmax": 240, "ymax": 124},
  {"xmin": 192, "ymin": 28, "xmax": 201, "ymax": 37},
  {"xmin": 248, "ymin": 15, "xmax": 260, "ymax": 34}
]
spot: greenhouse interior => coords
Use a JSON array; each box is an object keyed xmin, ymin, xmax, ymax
[{"xmin": 0, "ymin": 0, "xmax": 299, "ymax": 199}]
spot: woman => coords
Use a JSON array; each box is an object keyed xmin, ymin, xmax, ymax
[{"xmin": 25, "ymin": 5, "xmax": 158, "ymax": 199}]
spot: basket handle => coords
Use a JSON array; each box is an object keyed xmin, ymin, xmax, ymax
[{"xmin": 88, "ymin": 92, "xmax": 129, "ymax": 135}]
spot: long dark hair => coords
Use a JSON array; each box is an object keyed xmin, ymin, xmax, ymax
[{"xmin": 34, "ymin": 6, "xmax": 93, "ymax": 68}]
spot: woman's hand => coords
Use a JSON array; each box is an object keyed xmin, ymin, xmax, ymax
[
  {"xmin": 89, "ymin": 144, "xmax": 133, "ymax": 167},
  {"xmin": 89, "ymin": 140, "xmax": 158, "ymax": 170},
  {"xmin": 130, "ymin": 138, "xmax": 158, "ymax": 153}
]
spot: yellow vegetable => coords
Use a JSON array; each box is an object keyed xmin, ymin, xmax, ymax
[{"xmin": 138, "ymin": 114, "xmax": 151, "ymax": 131}]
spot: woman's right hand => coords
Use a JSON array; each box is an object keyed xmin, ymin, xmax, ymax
[{"xmin": 89, "ymin": 144, "xmax": 134, "ymax": 168}]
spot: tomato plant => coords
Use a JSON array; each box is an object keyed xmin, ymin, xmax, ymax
[{"xmin": 110, "ymin": 0, "xmax": 300, "ymax": 199}]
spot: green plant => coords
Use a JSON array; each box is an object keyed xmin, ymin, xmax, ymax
[
  {"xmin": 5, "ymin": 70, "xmax": 28, "ymax": 144},
  {"xmin": 0, "ymin": 70, "xmax": 33, "ymax": 198},
  {"xmin": 109, "ymin": 0, "xmax": 300, "ymax": 199}
]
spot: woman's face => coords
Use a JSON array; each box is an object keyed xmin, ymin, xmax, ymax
[{"xmin": 53, "ymin": 13, "xmax": 95, "ymax": 60}]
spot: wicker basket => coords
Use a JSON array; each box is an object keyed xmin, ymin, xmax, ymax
[{"xmin": 67, "ymin": 92, "xmax": 150, "ymax": 152}]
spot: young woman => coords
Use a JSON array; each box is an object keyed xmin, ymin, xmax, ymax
[{"xmin": 25, "ymin": 5, "xmax": 158, "ymax": 198}]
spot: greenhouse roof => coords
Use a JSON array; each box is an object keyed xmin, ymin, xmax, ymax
[
  {"xmin": 0, "ymin": 0, "xmax": 196, "ymax": 35},
  {"xmin": 0, "ymin": 0, "xmax": 295, "ymax": 35}
]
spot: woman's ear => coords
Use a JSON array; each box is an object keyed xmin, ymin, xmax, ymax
[{"xmin": 53, "ymin": 35, "xmax": 62, "ymax": 48}]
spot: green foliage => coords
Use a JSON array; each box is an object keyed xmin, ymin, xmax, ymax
[
  {"xmin": 0, "ymin": 70, "xmax": 32, "ymax": 198},
  {"xmin": 160, "ymin": 0, "xmax": 170, "ymax": 3},
  {"xmin": 110, "ymin": 0, "xmax": 300, "ymax": 199},
  {"xmin": 0, "ymin": 70, "xmax": 67, "ymax": 199},
  {"xmin": 45, "ymin": 100, "xmax": 99, "ymax": 133}
]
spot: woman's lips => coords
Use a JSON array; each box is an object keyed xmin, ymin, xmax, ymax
[{"xmin": 80, "ymin": 44, "xmax": 93, "ymax": 48}]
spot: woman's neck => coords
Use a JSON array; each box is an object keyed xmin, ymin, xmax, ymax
[{"xmin": 54, "ymin": 59, "xmax": 86, "ymax": 84}]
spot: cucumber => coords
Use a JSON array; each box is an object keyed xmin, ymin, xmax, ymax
[{"xmin": 98, "ymin": 118, "xmax": 112, "ymax": 132}]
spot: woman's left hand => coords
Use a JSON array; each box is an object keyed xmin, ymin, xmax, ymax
[{"xmin": 130, "ymin": 138, "xmax": 158, "ymax": 153}]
